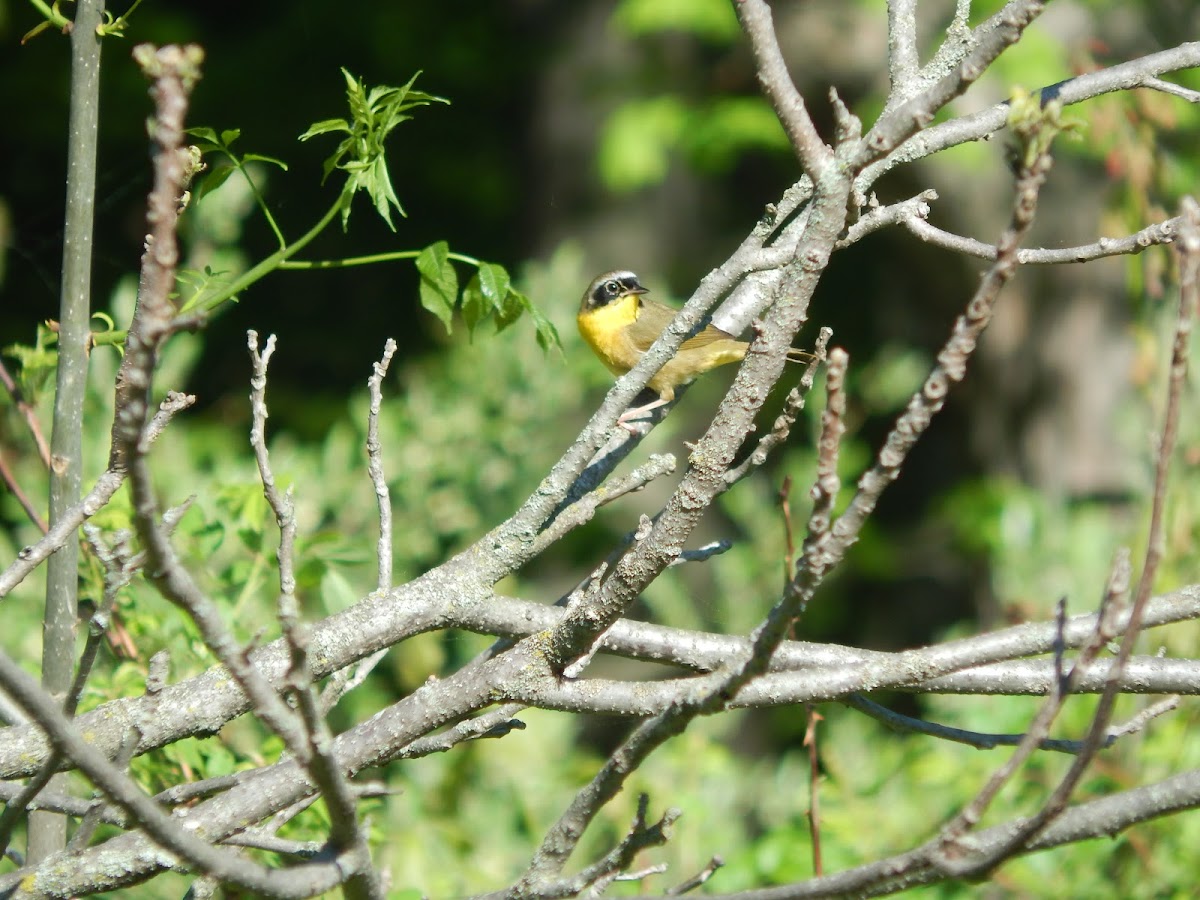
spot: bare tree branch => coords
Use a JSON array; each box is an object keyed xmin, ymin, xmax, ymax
[
  {"xmin": 904, "ymin": 211, "xmax": 1181, "ymax": 264},
  {"xmin": 735, "ymin": 0, "xmax": 834, "ymax": 178},
  {"xmin": 858, "ymin": 40, "xmax": 1200, "ymax": 192},
  {"xmin": 5, "ymin": 6, "xmax": 1200, "ymax": 894},
  {"xmin": 885, "ymin": 0, "xmax": 920, "ymax": 93},
  {"xmin": 854, "ymin": 0, "xmax": 1047, "ymax": 169},
  {"xmin": 368, "ymin": 338, "xmax": 398, "ymax": 592},
  {"xmin": 615, "ymin": 769, "xmax": 1200, "ymax": 899}
]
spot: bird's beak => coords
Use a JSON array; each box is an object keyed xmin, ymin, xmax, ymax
[{"xmin": 630, "ymin": 285, "xmax": 649, "ymax": 296}]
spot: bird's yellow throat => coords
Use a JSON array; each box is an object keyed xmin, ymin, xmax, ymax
[{"xmin": 577, "ymin": 292, "xmax": 641, "ymax": 375}]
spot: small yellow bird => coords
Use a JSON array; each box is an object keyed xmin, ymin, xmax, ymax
[{"xmin": 578, "ymin": 270, "xmax": 812, "ymax": 428}]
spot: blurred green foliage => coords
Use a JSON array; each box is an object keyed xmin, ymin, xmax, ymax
[
  {"xmin": 614, "ymin": 0, "xmax": 740, "ymax": 43},
  {"xmin": 599, "ymin": 0, "xmax": 789, "ymax": 192},
  {"xmin": 1, "ymin": 0, "xmax": 1199, "ymax": 896}
]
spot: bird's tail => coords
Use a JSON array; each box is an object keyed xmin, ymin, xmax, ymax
[{"xmin": 786, "ymin": 347, "xmax": 819, "ymax": 364}]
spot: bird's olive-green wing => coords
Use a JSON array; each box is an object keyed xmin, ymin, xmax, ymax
[{"xmin": 629, "ymin": 299, "xmax": 739, "ymax": 353}]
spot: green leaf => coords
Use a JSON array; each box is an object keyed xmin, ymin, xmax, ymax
[
  {"xmin": 185, "ymin": 126, "xmax": 239, "ymax": 155},
  {"xmin": 475, "ymin": 263, "xmax": 510, "ymax": 310},
  {"xmin": 416, "ymin": 241, "xmax": 457, "ymax": 333},
  {"xmin": 530, "ymin": 305, "xmax": 562, "ymax": 352},
  {"xmin": 480, "ymin": 278, "xmax": 563, "ymax": 351},
  {"xmin": 242, "ymin": 153, "xmax": 289, "ymax": 171},
  {"xmin": 420, "ymin": 280, "xmax": 455, "ymax": 333},
  {"xmin": 493, "ymin": 287, "xmax": 528, "ymax": 333},
  {"xmin": 343, "ymin": 67, "xmax": 369, "ymax": 124},
  {"xmin": 415, "ymin": 240, "xmax": 452, "ymax": 283},
  {"xmin": 299, "ymin": 70, "xmax": 448, "ymax": 229},
  {"xmin": 335, "ymin": 180, "xmax": 357, "ymax": 229},
  {"xmin": 193, "ymin": 164, "xmax": 237, "ymax": 203},
  {"xmin": 365, "ymin": 155, "xmax": 402, "ymax": 230},
  {"xmin": 3, "ymin": 341, "xmax": 57, "ymax": 371},
  {"xmin": 3, "ymin": 322, "xmax": 61, "ymax": 395},
  {"xmin": 185, "ymin": 126, "xmax": 220, "ymax": 145},
  {"xmin": 298, "ymin": 118, "xmax": 351, "ymax": 141},
  {"xmin": 462, "ymin": 273, "xmax": 486, "ymax": 337},
  {"xmin": 461, "ymin": 263, "xmax": 512, "ymax": 337}
]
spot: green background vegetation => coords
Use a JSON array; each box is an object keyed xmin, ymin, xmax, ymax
[{"xmin": 1, "ymin": 0, "xmax": 1199, "ymax": 895}]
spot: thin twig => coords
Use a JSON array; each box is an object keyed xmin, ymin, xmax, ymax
[
  {"xmin": 667, "ymin": 856, "xmax": 724, "ymax": 895},
  {"xmin": 66, "ymin": 726, "xmax": 142, "ymax": 851},
  {"xmin": 319, "ymin": 648, "xmax": 389, "ymax": 715},
  {"xmin": 778, "ymin": 476, "xmax": 796, "ymax": 588},
  {"xmin": 531, "ymin": 454, "xmax": 677, "ymax": 557},
  {"xmin": 0, "ymin": 500, "xmax": 188, "ymax": 855},
  {"xmin": 247, "ymin": 333, "xmax": 378, "ymax": 896},
  {"xmin": 222, "ymin": 830, "xmax": 325, "ymax": 858},
  {"xmin": 613, "ymin": 863, "xmax": 669, "ymax": 883},
  {"xmin": 289, "ymin": 631, "xmax": 381, "ymax": 899},
  {"xmin": 0, "ymin": 391, "xmax": 194, "ymax": 599},
  {"xmin": 517, "ymin": 793, "xmax": 680, "ymax": 900},
  {"xmin": 734, "ymin": 0, "xmax": 835, "ymax": 177},
  {"xmin": 0, "ymin": 357, "xmax": 51, "ymax": 468},
  {"xmin": 799, "ymin": 347, "xmax": 848, "ymax": 584},
  {"xmin": 804, "ymin": 705, "xmax": 824, "ymax": 876},
  {"xmin": 247, "ymin": 331, "xmax": 298, "ymax": 624},
  {"xmin": 724, "ymin": 326, "xmax": 832, "ymax": 486},
  {"xmin": 903, "ymin": 212, "xmax": 1180, "ymax": 264},
  {"xmin": 397, "ymin": 704, "xmax": 529, "ymax": 758},
  {"xmin": 857, "ymin": 41, "xmax": 1200, "ymax": 194},
  {"xmin": 791, "ymin": 96, "xmax": 1058, "ymax": 611},
  {"xmin": 834, "ymin": 192, "xmax": 938, "ymax": 249},
  {"xmin": 0, "ymin": 451, "xmax": 47, "ymax": 532},
  {"xmin": 104, "ymin": 43, "xmax": 363, "ymax": 898},
  {"xmin": 0, "ymin": 634, "xmax": 354, "ymax": 897},
  {"xmin": 853, "ymin": 0, "xmax": 1047, "ymax": 169},
  {"xmin": 959, "ymin": 192, "xmax": 1199, "ymax": 860},
  {"xmin": 367, "ymin": 339, "xmax": 398, "ymax": 591},
  {"xmin": 645, "ymin": 768, "xmax": 1200, "ymax": 899},
  {"xmin": 1142, "ymin": 75, "xmax": 1200, "ymax": 103}
]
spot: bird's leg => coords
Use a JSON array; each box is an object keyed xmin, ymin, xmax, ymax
[{"xmin": 617, "ymin": 396, "xmax": 670, "ymax": 433}]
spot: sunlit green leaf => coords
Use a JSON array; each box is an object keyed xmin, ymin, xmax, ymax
[
  {"xmin": 298, "ymin": 118, "xmax": 351, "ymax": 141},
  {"xmin": 476, "ymin": 263, "xmax": 510, "ymax": 310},
  {"xmin": 416, "ymin": 241, "xmax": 457, "ymax": 332},
  {"xmin": 242, "ymin": 153, "xmax": 288, "ymax": 171},
  {"xmin": 300, "ymin": 70, "xmax": 448, "ymax": 228}
]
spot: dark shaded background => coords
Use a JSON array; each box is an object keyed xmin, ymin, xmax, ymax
[{"xmin": 3, "ymin": 2, "xmax": 571, "ymax": 416}]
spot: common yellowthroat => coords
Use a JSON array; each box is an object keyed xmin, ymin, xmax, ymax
[{"xmin": 578, "ymin": 270, "xmax": 812, "ymax": 428}]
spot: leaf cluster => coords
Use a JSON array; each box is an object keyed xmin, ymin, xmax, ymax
[
  {"xmin": 416, "ymin": 242, "xmax": 560, "ymax": 350},
  {"xmin": 300, "ymin": 69, "xmax": 449, "ymax": 230}
]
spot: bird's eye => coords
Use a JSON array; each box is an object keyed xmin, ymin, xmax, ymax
[{"xmin": 604, "ymin": 280, "xmax": 620, "ymax": 295}]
